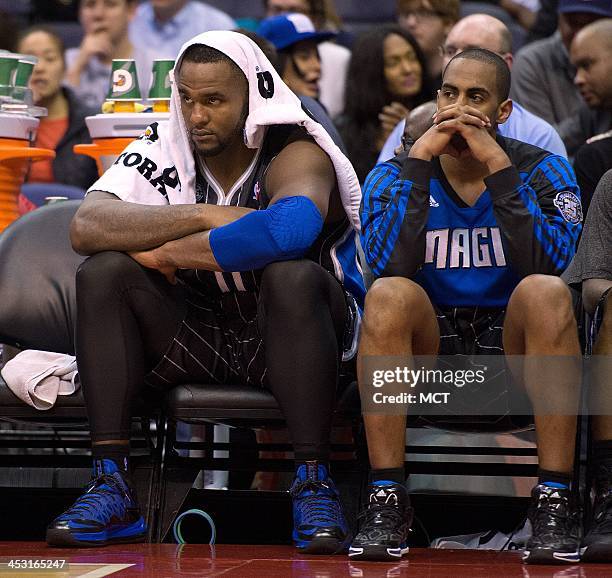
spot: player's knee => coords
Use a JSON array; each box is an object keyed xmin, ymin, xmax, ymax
[
  {"xmin": 514, "ymin": 274, "xmax": 573, "ymax": 312},
  {"xmin": 260, "ymin": 259, "xmax": 326, "ymax": 306},
  {"xmin": 513, "ymin": 274, "xmax": 575, "ymax": 332},
  {"xmin": 76, "ymin": 251, "xmax": 137, "ymax": 295},
  {"xmin": 362, "ymin": 277, "xmax": 428, "ymax": 337}
]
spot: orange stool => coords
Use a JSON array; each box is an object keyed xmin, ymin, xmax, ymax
[
  {"xmin": 74, "ymin": 138, "xmax": 134, "ymax": 177},
  {"xmin": 74, "ymin": 113, "xmax": 170, "ymax": 177},
  {"xmin": 0, "ymin": 138, "xmax": 55, "ymax": 232}
]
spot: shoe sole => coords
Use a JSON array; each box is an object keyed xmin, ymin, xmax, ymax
[
  {"xmin": 298, "ymin": 536, "xmax": 349, "ymax": 555},
  {"xmin": 522, "ymin": 548, "xmax": 580, "ymax": 565},
  {"xmin": 580, "ymin": 544, "xmax": 612, "ymax": 562},
  {"xmin": 46, "ymin": 528, "xmax": 146, "ymax": 548},
  {"xmin": 348, "ymin": 544, "xmax": 409, "ymax": 561}
]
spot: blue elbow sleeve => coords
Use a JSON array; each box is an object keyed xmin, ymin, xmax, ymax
[{"xmin": 209, "ymin": 195, "xmax": 323, "ymax": 271}]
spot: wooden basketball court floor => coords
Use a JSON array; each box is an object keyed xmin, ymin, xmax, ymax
[{"xmin": 1, "ymin": 543, "xmax": 612, "ymax": 577}]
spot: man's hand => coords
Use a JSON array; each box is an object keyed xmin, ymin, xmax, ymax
[
  {"xmin": 66, "ymin": 28, "xmax": 112, "ymax": 87},
  {"xmin": 408, "ymin": 103, "xmax": 486, "ymax": 160},
  {"xmin": 129, "ymin": 246, "xmax": 177, "ymax": 285},
  {"xmin": 80, "ymin": 29, "xmax": 112, "ymax": 62},
  {"xmin": 411, "ymin": 104, "xmax": 511, "ymax": 172},
  {"xmin": 408, "ymin": 121, "xmax": 466, "ymax": 161},
  {"xmin": 436, "ymin": 105, "xmax": 510, "ymax": 172},
  {"xmin": 379, "ymin": 102, "xmax": 410, "ymax": 141}
]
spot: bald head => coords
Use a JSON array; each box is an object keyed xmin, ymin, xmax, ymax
[
  {"xmin": 573, "ymin": 18, "xmax": 612, "ymax": 49},
  {"xmin": 571, "ymin": 19, "xmax": 612, "ymax": 109},
  {"xmin": 405, "ymin": 100, "xmax": 437, "ymax": 140},
  {"xmin": 443, "ymin": 14, "xmax": 512, "ymax": 69}
]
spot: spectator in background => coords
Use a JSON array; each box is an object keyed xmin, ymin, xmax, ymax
[
  {"xmin": 17, "ymin": 26, "xmax": 98, "ymax": 192},
  {"xmin": 570, "ymin": 19, "xmax": 612, "ymax": 215},
  {"xmin": 378, "ymin": 14, "xmax": 567, "ymax": 163},
  {"xmin": 527, "ymin": 0, "xmax": 559, "ymax": 42},
  {"xmin": 64, "ymin": 0, "xmax": 149, "ymax": 111},
  {"xmin": 258, "ymin": 13, "xmax": 333, "ymax": 101},
  {"xmin": 574, "ymin": 131, "xmax": 612, "ymax": 218},
  {"xmin": 497, "ymin": 0, "xmax": 539, "ymax": 31},
  {"xmin": 511, "ymin": 0, "xmax": 612, "ymax": 155},
  {"xmin": 129, "ymin": 1, "xmax": 235, "ymax": 64},
  {"xmin": 262, "ymin": 0, "xmax": 350, "ymax": 119},
  {"xmin": 31, "ymin": 0, "xmax": 79, "ymax": 22},
  {"xmin": 238, "ymin": 28, "xmax": 345, "ymax": 153},
  {"xmin": 338, "ymin": 26, "xmax": 433, "ymax": 183},
  {"xmin": 396, "ymin": 0, "xmax": 460, "ymax": 87},
  {"xmin": 0, "ymin": 10, "xmax": 18, "ymax": 51}
]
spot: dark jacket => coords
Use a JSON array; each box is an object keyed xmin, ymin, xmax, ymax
[
  {"xmin": 46, "ymin": 87, "xmax": 99, "ymax": 190},
  {"xmin": 298, "ymin": 95, "xmax": 346, "ymax": 154}
]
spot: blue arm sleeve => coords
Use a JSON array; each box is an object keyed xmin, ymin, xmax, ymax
[{"xmin": 209, "ymin": 195, "xmax": 323, "ymax": 272}]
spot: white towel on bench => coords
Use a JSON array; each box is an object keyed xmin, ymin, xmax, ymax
[{"xmin": 1, "ymin": 350, "xmax": 79, "ymax": 410}]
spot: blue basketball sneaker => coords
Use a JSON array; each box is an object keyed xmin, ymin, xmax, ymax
[
  {"xmin": 289, "ymin": 461, "xmax": 351, "ymax": 554},
  {"xmin": 46, "ymin": 459, "xmax": 147, "ymax": 547}
]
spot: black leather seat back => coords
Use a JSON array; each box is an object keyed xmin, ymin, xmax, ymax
[{"xmin": 0, "ymin": 201, "xmax": 84, "ymax": 354}]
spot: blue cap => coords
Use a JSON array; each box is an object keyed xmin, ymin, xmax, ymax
[
  {"xmin": 558, "ymin": 0, "xmax": 612, "ymax": 16},
  {"xmin": 258, "ymin": 13, "xmax": 336, "ymax": 51}
]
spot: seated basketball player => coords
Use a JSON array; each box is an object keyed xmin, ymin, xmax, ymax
[
  {"xmin": 564, "ymin": 171, "xmax": 612, "ymax": 562},
  {"xmin": 352, "ymin": 49, "xmax": 584, "ymax": 564},
  {"xmin": 46, "ymin": 31, "xmax": 365, "ymax": 553}
]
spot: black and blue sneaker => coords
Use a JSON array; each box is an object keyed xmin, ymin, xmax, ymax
[
  {"xmin": 289, "ymin": 461, "xmax": 351, "ymax": 554},
  {"xmin": 349, "ymin": 481, "xmax": 413, "ymax": 561},
  {"xmin": 581, "ymin": 462, "xmax": 612, "ymax": 562},
  {"xmin": 46, "ymin": 459, "xmax": 147, "ymax": 547},
  {"xmin": 523, "ymin": 483, "xmax": 580, "ymax": 564}
]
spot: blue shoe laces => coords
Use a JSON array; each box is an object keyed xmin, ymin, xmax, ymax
[
  {"xmin": 57, "ymin": 473, "xmax": 134, "ymax": 524},
  {"xmin": 291, "ymin": 478, "xmax": 343, "ymax": 527}
]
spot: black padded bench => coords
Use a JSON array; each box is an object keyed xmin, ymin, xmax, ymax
[{"xmin": 0, "ymin": 201, "xmax": 554, "ymax": 544}]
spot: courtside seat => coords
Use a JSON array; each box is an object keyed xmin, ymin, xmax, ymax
[
  {"xmin": 164, "ymin": 379, "xmax": 361, "ymax": 425},
  {"xmin": 0, "ymin": 375, "xmax": 88, "ymax": 423},
  {"xmin": 0, "ymin": 199, "xmax": 570, "ymax": 542},
  {"xmin": 157, "ymin": 379, "xmax": 365, "ymax": 541},
  {"xmin": 0, "ymin": 202, "xmax": 163, "ymax": 539},
  {"xmin": 157, "ymin": 379, "xmax": 542, "ymax": 541},
  {"xmin": 0, "ymin": 201, "xmax": 83, "ymax": 355}
]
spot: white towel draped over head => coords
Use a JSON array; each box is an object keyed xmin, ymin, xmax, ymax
[
  {"xmin": 164, "ymin": 30, "xmax": 362, "ymax": 230},
  {"xmin": 88, "ymin": 30, "xmax": 362, "ymax": 230}
]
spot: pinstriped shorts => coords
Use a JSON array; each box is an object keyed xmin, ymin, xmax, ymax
[
  {"xmin": 144, "ymin": 286, "xmax": 360, "ymax": 390},
  {"xmin": 435, "ymin": 306, "xmax": 506, "ymax": 356},
  {"xmin": 145, "ymin": 291, "xmax": 266, "ymax": 389}
]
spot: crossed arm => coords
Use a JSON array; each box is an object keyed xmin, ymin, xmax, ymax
[{"xmin": 70, "ymin": 139, "xmax": 335, "ymax": 279}]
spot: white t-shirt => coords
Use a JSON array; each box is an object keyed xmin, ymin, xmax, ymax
[{"xmin": 318, "ymin": 41, "xmax": 350, "ymax": 121}]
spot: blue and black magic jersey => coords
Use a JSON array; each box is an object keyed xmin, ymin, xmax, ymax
[{"xmin": 361, "ymin": 137, "xmax": 583, "ymax": 307}]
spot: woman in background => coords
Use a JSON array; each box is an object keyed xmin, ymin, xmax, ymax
[
  {"xmin": 338, "ymin": 25, "xmax": 433, "ymax": 183},
  {"xmin": 17, "ymin": 26, "xmax": 98, "ymax": 198},
  {"xmin": 259, "ymin": 13, "xmax": 335, "ymax": 101}
]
